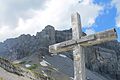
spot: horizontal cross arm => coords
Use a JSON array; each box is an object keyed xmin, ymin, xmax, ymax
[
  {"xmin": 80, "ymin": 28, "xmax": 117, "ymax": 46},
  {"xmin": 49, "ymin": 28, "xmax": 117, "ymax": 54},
  {"xmin": 49, "ymin": 34, "xmax": 95, "ymax": 53}
]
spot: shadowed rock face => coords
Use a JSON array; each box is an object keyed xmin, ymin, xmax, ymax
[
  {"xmin": 85, "ymin": 46, "xmax": 118, "ymax": 80},
  {"xmin": 0, "ymin": 57, "xmax": 23, "ymax": 76},
  {"xmin": 0, "ymin": 25, "xmax": 120, "ymax": 80},
  {"xmin": 0, "ymin": 57, "xmax": 54, "ymax": 80}
]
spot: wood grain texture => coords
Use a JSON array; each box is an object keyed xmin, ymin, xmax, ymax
[
  {"xmin": 71, "ymin": 12, "xmax": 86, "ymax": 80},
  {"xmin": 49, "ymin": 28, "xmax": 117, "ymax": 53},
  {"xmin": 49, "ymin": 12, "xmax": 118, "ymax": 80}
]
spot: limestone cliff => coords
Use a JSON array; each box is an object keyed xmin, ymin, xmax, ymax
[{"xmin": 0, "ymin": 25, "xmax": 119, "ymax": 80}]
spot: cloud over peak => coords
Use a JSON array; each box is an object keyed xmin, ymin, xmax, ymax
[
  {"xmin": 0, "ymin": 0, "xmax": 48, "ymax": 27},
  {"xmin": 0, "ymin": 0, "xmax": 103, "ymax": 42}
]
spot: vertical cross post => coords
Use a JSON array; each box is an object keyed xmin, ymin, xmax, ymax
[
  {"xmin": 71, "ymin": 13, "xmax": 86, "ymax": 80},
  {"xmin": 49, "ymin": 12, "xmax": 117, "ymax": 80}
]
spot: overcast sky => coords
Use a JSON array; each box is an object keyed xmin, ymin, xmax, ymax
[{"xmin": 0, "ymin": 0, "xmax": 120, "ymax": 42}]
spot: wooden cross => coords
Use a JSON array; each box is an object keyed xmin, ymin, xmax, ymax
[{"xmin": 49, "ymin": 12, "xmax": 117, "ymax": 80}]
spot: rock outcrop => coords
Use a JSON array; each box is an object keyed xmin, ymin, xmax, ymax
[
  {"xmin": 0, "ymin": 57, "xmax": 54, "ymax": 80},
  {"xmin": 85, "ymin": 46, "xmax": 118, "ymax": 79},
  {"xmin": 0, "ymin": 25, "xmax": 120, "ymax": 80},
  {"xmin": 0, "ymin": 57, "xmax": 23, "ymax": 76}
]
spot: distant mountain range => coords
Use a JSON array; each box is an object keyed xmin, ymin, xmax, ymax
[{"xmin": 0, "ymin": 25, "xmax": 120, "ymax": 80}]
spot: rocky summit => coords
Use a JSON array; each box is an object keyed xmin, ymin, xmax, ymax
[{"xmin": 0, "ymin": 25, "xmax": 120, "ymax": 80}]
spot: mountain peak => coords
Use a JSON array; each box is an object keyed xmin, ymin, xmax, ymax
[{"xmin": 44, "ymin": 25, "xmax": 55, "ymax": 30}]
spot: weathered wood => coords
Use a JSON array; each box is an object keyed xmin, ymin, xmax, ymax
[
  {"xmin": 49, "ymin": 28, "xmax": 117, "ymax": 53},
  {"xmin": 73, "ymin": 45, "xmax": 85, "ymax": 80},
  {"xmin": 71, "ymin": 12, "xmax": 86, "ymax": 80},
  {"xmin": 49, "ymin": 35, "xmax": 95, "ymax": 53},
  {"xmin": 80, "ymin": 28, "xmax": 117, "ymax": 46},
  {"xmin": 49, "ymin": 12, "xmax": 118, "ymax": 80},
  {"xmin": 80, "ymin": 29, "xmax": 117, "ymax": 46},
  {"xmin": 71, "ymin": 12, "xmax": 82, "ymax": 39}
]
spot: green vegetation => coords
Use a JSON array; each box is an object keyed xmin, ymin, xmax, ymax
[
  {"xmin": 0, "ymin": 77, "xmax": 5, "ymax": 80},
  {"xmin": 19, "ymin": 61, "xmax": 26, "ymax": 64},
  {"xmin": 32, "ymin": 71, "xmax": 55, "ymax": 80},
  {"xmin": 27, "ymin": 64, "xmax": 38, "ymax": 70}
]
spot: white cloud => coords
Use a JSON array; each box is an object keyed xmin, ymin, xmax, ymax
[
  {"xmin": 30, "ymin": 0, "xmax": 103, "ymax": 29},
  {"xmin": 116, "ymin": 20, "xmax": 120, "ymax": 27},
  {"xmin": 0, "ymin": 26, "xmax": 19, "ymax": 41},
  {"xmin": 0, "ymin": 0, "xmax": 103, "ymax": 42},
  {"xmin": 87, "ymin": 18, "xmax": 95, "ymax": 27},
  {"xmin": 85, "ymin": 28, "xmax": 95, "ymax": 35},
  {"xmin": 112, "ymin": 0, "xmax": 120, "ymax": 27},
  {"xmin": 0, "ymin": 0, "xmax": 47, "ymax": 26}
]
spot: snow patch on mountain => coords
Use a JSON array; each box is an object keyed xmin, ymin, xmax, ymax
[
  {"xmin": 25, "ymin": 64, "xmax": 31, "ymax": 68},
  {"xmin": 59, "ymin": 54, "xmax": 67, "ymax": 58},
  {"xmin": 40, "ymin": 60, "xmax": 50, "ymax": 66}
]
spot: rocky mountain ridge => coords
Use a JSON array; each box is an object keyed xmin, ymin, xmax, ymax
[{"xmin": 0, "ymin": 25, "xmax": 120, "ymax": 80}]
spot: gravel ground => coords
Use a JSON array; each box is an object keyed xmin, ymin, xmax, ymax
[{"xmin": 0, "ymin": 67, "xmax": 31, "ymax": 80}]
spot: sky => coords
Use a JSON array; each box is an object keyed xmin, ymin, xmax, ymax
[{"xmin": 0, "ymin": 0, "xmax": 120, "ymax": 42}]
